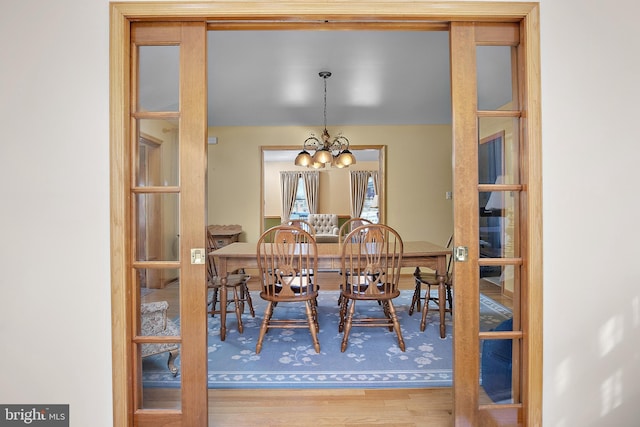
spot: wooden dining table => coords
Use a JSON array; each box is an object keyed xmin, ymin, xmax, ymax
[{"xmin": 209, "ymin": 240, "xmax": 450, "ymax": 340}]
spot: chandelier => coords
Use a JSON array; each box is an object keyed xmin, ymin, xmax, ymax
[{"xmin": 294, "ymin": 71, "xmax": 356, "ymax": 169}]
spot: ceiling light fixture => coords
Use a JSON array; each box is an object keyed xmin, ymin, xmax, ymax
[{"xmin": 294, "ymin": 71, "xmax": 356, "ymax": 169}]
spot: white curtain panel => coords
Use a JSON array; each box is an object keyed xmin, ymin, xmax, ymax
[
  {"xmin": 349, "ymin": 170, "xmax": 371, "ymax": 218},
  {"xmin": 302, "ymin": 171, "xmax": 319, "ymax": 214}
]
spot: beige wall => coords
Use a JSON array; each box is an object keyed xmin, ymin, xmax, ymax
[{"xmin": 207, "ymin": 124, "xmax": 453, "ymax": 245}]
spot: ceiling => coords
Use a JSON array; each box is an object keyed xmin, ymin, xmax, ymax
[{"xmin": 138, "ymin": 30, "xmax": 513, "ymax": 128}]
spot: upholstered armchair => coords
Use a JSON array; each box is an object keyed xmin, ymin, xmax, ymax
[
  {"xmin": 307, "ymin": 214, "xmax": 339, "ymax": 243},
  {"xmin": 141, "ymin": 301, "xmax": 180, "ymax": 376}
]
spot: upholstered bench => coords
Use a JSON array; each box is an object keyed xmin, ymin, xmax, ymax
[
  {"xmin": 141, "ymin": 301, "xmax": 180, "ymax": 376},
  {"xmin": 307, "ymin": 214, "xmax": 339, "ymax": 243}
]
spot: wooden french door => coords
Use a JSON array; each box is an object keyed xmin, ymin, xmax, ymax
[
  {"xmin": 450, "ymin": 20, "xmax": 542, "ymax": 426},
  {"xmin": 128, "ymin": 22, "xmax": 208, "ymax": 425},
  {"xmin": 111, "ymin": 3, "xmax": 541, "ymax": 426}
]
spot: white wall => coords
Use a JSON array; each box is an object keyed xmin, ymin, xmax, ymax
[
  {"xmin": 540, "ymin": 1, "xmax": 640, "ymax": 425},
  {"xmin": 0, "ymin": 2, "xmax": 112, "ymax": 426},
  {"xmin": 1, "ymin": 1, "xmax": 639, "ymax": 426}
]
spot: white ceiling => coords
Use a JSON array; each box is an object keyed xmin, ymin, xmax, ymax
[{"xmin": 138, "ymin": 30, "xmax": 513, "ymax": 128}]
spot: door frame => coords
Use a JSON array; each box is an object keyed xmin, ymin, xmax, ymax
[{"xmin": 110, "ymin": 2, "xmax": 542, "ymax": 426}]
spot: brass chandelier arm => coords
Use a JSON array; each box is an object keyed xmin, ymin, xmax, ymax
[{"xmin": 303, "ymin": 133, "xmax": 351, "ymax": 154}]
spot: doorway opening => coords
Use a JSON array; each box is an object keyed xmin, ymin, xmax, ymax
[{"xmin": 202, "ymin": 26, "xmax": 456, "ymax": 388}]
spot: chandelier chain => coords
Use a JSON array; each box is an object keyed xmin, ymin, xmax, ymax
[{"xmin": 323, "ymin": 75, "xmax": 328, "ymax": 130}]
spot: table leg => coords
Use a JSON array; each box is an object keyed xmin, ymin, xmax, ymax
[{"xmin": 218, "ymin": 258, "xmax": 228, "ymax": 341}]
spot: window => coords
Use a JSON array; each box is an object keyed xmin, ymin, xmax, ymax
[
  {"xmin": 290, "ymin": 176, "xmax": 310, "ymax": 219},
  {"xmin": 360, "ymin": 176, "xmax": 379, "ymax": 223}
]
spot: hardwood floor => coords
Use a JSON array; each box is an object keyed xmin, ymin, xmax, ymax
[
  {"xmin": 141, "ymin": 271, "xmax": 511, "ymax": 426},
  {"xmin": 142, "ymin": 387, "xmax": 453, "ymax": 426},
  {"xmin": 208, "ymin": 388, "xmax": 453, "ymax": 426}
]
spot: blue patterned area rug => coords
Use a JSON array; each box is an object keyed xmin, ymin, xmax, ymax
[{"xmin": 142, "ymin": 290, "xmax": 511, "ymax": 389}]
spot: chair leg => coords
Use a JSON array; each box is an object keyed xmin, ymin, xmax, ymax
[
  {"xmin": 340, "ymin": 299, "xmax": 357, "ymax": 352},
  {"xmin": 409, "ymin": 278, "xmax": 422, "ymax": 315},
  {"xmin": 255, "ymin": 301, "xmax": 274, "ymax": 354},
  {"xmin": 338, "ymin": 294, "xmax": 349, "ymax": 333},
  {"xmin": 382, "ymin": 301, "xmax": 393, "ymax": 331},
  {"xmin": 209, "ymin": 288, "xmax": 219, "ymax": 317},
  {"xmin": 231, "ymin": 286, "xmax": 244, "ymax": 334},
  {"xmin": 419, "ymin": 287, "xmax": 431, "ymax": 332},
  {"xmin": 305, "ymin": 300, "xmax": 321, "ymax": 353},
  {"xmin": 387, "ymin": 300, "xmax": 405, "ymax": 351},
  {"xmin": 310, "ymin": 298, "xmax": 319, "ymax": 331},
  {"xmin": 241, "ymin": 282, "xmax": 255, "ymax": 317}
]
